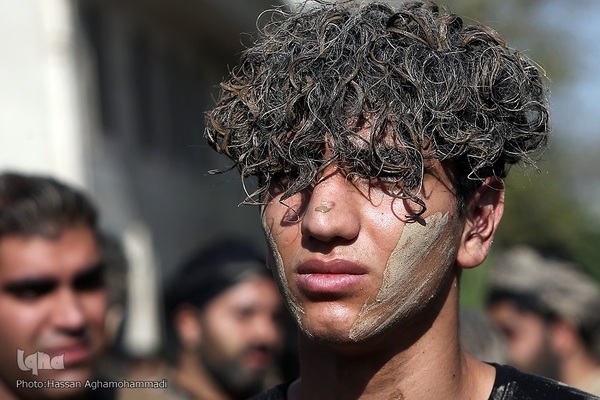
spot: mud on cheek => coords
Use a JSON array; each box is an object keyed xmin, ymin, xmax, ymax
[
  {"xmin": 348, "ymin": 212, "xmax": 460, "ymax": 341},
  {"xmin": 261, "ymin": 214, "xmax": 306, "ymax": 331}
]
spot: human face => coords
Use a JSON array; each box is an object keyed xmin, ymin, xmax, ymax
[
  {"xmin": 488, "ymin": 301, "xmax": 559, "ymax": 378},
  {"xmin": 262, "ymin": 162, "xmax": 466, "ymax": 345},
  {"xmin": 198, "ymin": 276, "xmax": 284, "ymax": 396},
  {"xmin": 0, "ymin": 225, "xmax": 107, "ymax": 399}
]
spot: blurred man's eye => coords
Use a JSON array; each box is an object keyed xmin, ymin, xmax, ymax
[
  {"xmin": 3, "ymin": 280, "xmax": 57, "ymax": 301},
  {"xmin": 500, "ymin": 325, "xmax": 517, "ymax": 342},
  {"xmin": 271, "ymin": 311, "xmax": 284, "ymax": 327},
  {"xmin": 73, "ymin": 262, "xmax": 105, "ymax": 291},
  {"xmin": 234, "ymin": 307, "xmax": 256, "ymax": 322}
]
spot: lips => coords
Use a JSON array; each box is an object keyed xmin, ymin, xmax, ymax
[
  {"xmin": 243, "ymin": 347, "xmax": 273, "ymax": 369},
  {"xmin": 47, "ymin": 344, "xmax": 93, "ymax": 368},
  {"xmin": 296, "ymin": 259, "xmax": 367, "ymax": 296}
]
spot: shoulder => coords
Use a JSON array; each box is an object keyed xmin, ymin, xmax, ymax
[
  {"xmin": 249, "ymin": 381, "xmax": 292, "ymax": 400},
  {"xmin": 489, "ymin": 364, "xmax": 600, "ymax": 400}
]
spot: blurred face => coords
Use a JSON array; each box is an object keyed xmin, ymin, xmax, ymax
[
  {"xmin": 0, "ymin": 226, "xmax": 107, "ymax": 399},
  {"xmin": 198, "ymin": 276, "xmax": 284, "ymax": 397},
  {"xmin": 488, "ymin": 300, "xmax": 559, "ymax": 379},
  {"xmin": 262, "ymin": 161, "xmax": 466, "ymax": 345}
]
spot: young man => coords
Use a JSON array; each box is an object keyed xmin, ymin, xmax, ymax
[
  {"xmin": 0, "ymin": 172, "xmax": 111, "ymax": 400},
  {"xmin": 205, "ymin": 1, "xmax": 598, "ymax": 399},
  {"xmin": 162, "ymin": 239, "xmax": 286, "ymax": 400},
  {"xmin": 487, "ymin": 246, "xmax": 600, "ymax": 396}
]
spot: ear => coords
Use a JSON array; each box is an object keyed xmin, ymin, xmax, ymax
[
  {"xmin": 174, "ymin": 304, "xmax": 203, "ymax": 350},
  {"xmin": 456, "ymin": 177, "xmax": 504, "ymax": 269}
]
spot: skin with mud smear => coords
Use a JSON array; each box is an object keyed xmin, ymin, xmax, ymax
[{"xmin": 262, "ymin": 173, "xmax": 463, "ymax": 344}]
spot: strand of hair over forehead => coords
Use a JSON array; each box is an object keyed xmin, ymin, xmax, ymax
[{"xmin": 205, "ymin": 0, "xmax": 549, "ymax": 209}]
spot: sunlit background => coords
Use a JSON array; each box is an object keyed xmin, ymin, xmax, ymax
[{"xmin": 1, "ymin": 0, "xmax": 599, "ymax": 356}]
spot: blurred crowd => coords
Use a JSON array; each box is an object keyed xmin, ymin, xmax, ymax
[
  {"xmin": 0, "ymin": 171, "xmax": 294, "ymax": 400},
  {"xmin": 459, "ymin": 245, "xmax": 600, "ymax": 396}
]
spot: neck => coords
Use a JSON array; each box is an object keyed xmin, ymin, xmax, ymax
[
  {"xmin": 559, "ymin": 346, "xmax": 600, "ymax": 390},
  {"xmin": 175, "ymin": 352, "xmax": 230, "ymax": 400},
  {"xmin": 289, "ymin": 276, "xmax": 495, "ymax": 400}
]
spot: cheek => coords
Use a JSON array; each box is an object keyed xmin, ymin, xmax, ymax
[
  {"xmin": 0, "ymin": 302, "xmax": 46, "ymax": 348},
  {"xmin": 205, "ymin": 315, "xmax": 247, "ymax": 357},
  {"xmin": 0, "ymin": 305, "xmax": 42, "ymax": 384},
  {"xmin": 261, "ymin": 211, "xmax": 304, "ymax": 326},
  {"xmin": 349, "ymin": 212, "xmax": 460, "ymax": 341},
  {"xmin": 513, "ymin": 318, "xmax": 546, "ymax": 354}
]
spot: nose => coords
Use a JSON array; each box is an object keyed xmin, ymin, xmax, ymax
[
  {"xmin": 300, "ymin": 170, "xmax": 361, "ymax": 244},
  {"xmin": 52, "ymin": 288, "xmax": 86, "ymax": 334}
]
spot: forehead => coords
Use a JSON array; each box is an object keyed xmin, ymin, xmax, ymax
[{"xmin": 0, "ymin": 226, "xmax": 100, "ymax": 282}]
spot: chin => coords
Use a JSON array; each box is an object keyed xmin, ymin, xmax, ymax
[
  {"xmin": 298, "ymin": 316, "xmax": 362, "ymax": 345},
  {"xmin": 308, "ymin": 298, "xmax": 406, "ymax": 344}
]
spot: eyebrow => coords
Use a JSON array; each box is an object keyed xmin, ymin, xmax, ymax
[
  {"xmin": 2, "ymin": 278, "xmax": 58, "ymax": 297},
  {"xmin": 1, "ymin": 261, "xmax": 106, "ymax": 296}
]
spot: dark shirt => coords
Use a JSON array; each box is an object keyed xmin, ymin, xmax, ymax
[
  {"xmin": 250, "ymin": 364, "xmax": 600, "ymax": 399},
  {"xmin": 489, "ymin": 364, "xmax": 599, "ymax": 399}
]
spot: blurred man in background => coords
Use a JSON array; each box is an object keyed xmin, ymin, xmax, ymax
[
  {"xmin": 163, "ymin": 239, "xmax": 286, "ymax": 400},
  {"xmin": 459, "ymin": 308, "xmax": 508, "ymax": 365},
  {"xmin": 0, "ymin": 171, "xmax": 112, "ymax": 400},
  {"xmin": 487, "ymin": 246, "xmax": 600, "ymax": 395}
]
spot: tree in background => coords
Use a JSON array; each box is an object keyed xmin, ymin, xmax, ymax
[{"xmin": 450, "ymin": 0, "xmax": 600, "ymax": 305}]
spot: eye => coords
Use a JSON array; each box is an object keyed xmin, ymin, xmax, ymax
[
  {"xmin": 4, "ymin": 280, "xmax": 57, "ymax": 301},
  {"xmin": 73, "ymin": 263, "xmax": 105, "ymax": 292},
  {"xmin": 268, "ymin": 172, "xmax": 298, "ymax": 196},
  {"xmin": 366, "ymin": 174, "xmax": 405, "ymax": 196},
  {"xmin": 374, "ymin": 173, "xmax": 401, "ymax": 185},
  {"xmin": 233, "ymin": 306, "xmax": 256, "ymax": 323}
]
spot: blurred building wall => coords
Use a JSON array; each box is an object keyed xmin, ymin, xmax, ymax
[{"xmin": 0, "ymin": 0, "xmax": 87, "ymax": 186}]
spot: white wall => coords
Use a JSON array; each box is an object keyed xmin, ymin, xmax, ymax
[{"xmin": 0, "ymin": 0, "xmax": 88, "ymax": 188}]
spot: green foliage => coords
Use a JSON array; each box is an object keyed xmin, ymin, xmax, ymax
[
  {"xmin": 460, "ymin": 259, "xmax": 490, "ymax": 308},
  {"xmin": 461, "ymin": 151, "xmax": 600, "ymax": 307},
  {"xmin": 496, "ymin": 150, "xmax": 600, "ymax": 281},
  {"xmin": 454, "ymin": 0, "xmax": 600, "ymax": 307},
  {"xmin": 442, "ymin": 0, "xmax": 575, "ymax": 84}
]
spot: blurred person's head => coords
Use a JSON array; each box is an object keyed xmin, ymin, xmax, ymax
[
  {"xmin": 205, "ymin": 0, "xmax": 547, "ymax": 348},
  {"xmin": 202, "ymin": 1, "xmax": 561, "ymax": 398},
  {"xmin": 0, "ymin": 171, "xmax": 108, "ymax": 400},
  {"xmin": 486, "ymin": 246, "xmax": 600, "ymax": 388},
  {"xmin": 164, "ymin": 238, "xmax": 285, "ymax": 400}
]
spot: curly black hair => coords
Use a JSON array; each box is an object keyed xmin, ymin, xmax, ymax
[{"xmin": 205, "ymin": 0, "xmax": 549, "ymax": 214}]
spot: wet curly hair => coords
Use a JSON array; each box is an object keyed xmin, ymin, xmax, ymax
[{"xmin": 205, "ymin": 0, "xmax": 549, "ymax": 214}]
